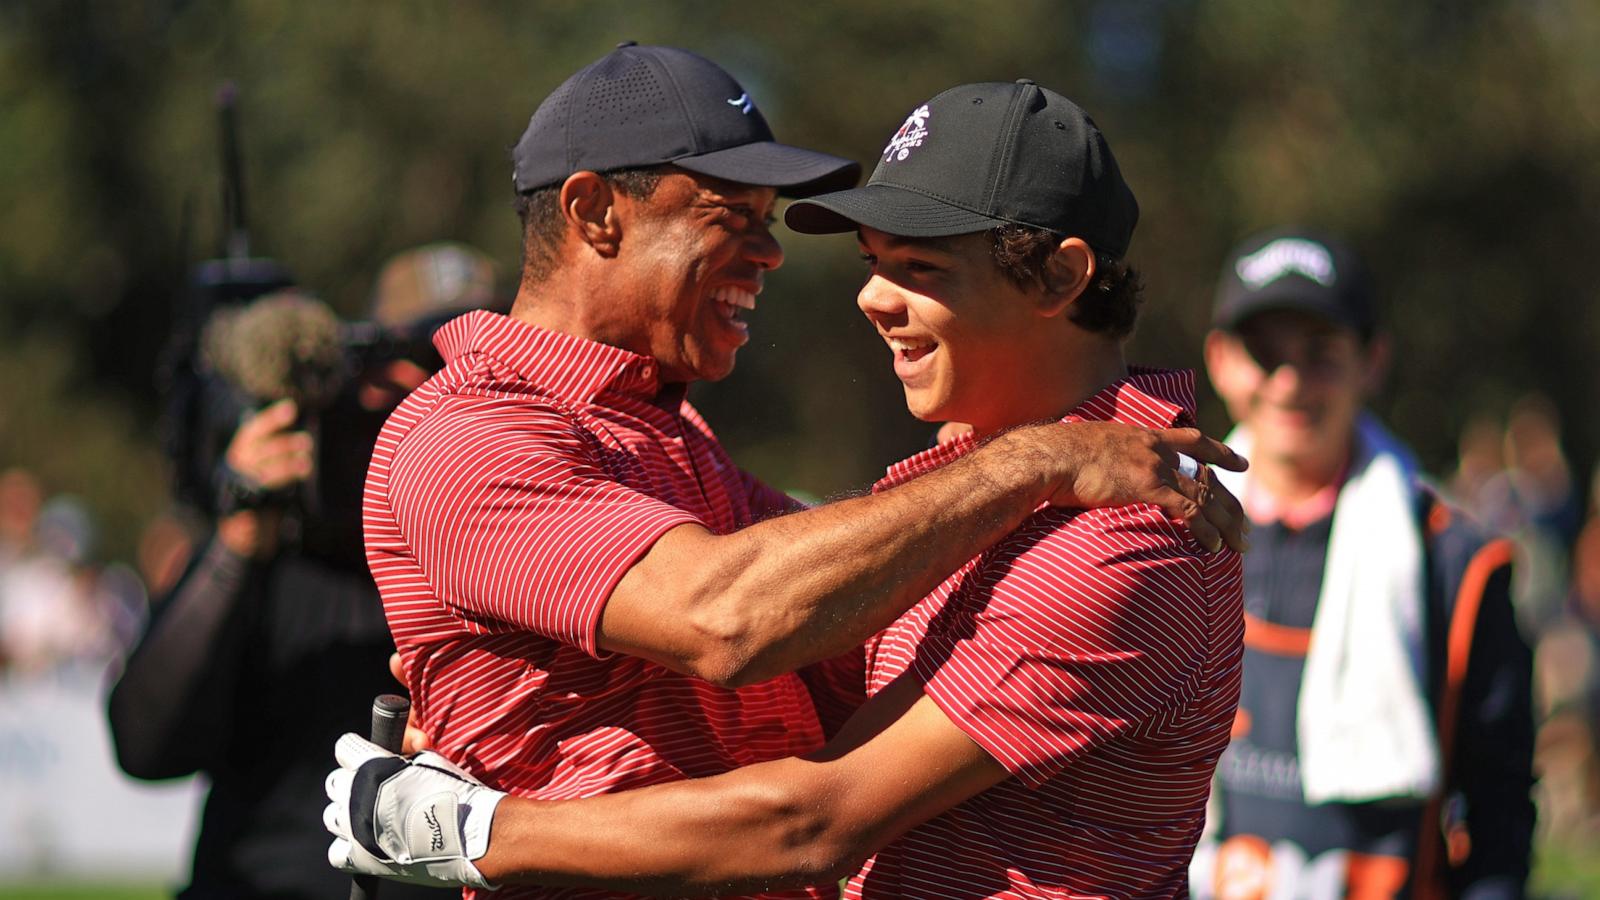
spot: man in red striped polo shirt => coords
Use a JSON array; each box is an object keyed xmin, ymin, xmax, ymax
[{"xmin": 330, "ymin": 78, "xmax": 1245, "ymax": 898}]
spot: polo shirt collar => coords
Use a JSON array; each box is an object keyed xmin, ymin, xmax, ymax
[
  {"xmin": 433, "ymin": 310, "xmax": 670, "ymax": 404},
  {"xmin": 875, "ymin": 367, "xmax": 1197, "ymax": 492},
  {"xmin": 1243, "ymin": 466, "xmax": 1345, "ymax": 528}
]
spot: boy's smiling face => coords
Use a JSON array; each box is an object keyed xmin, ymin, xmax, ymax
[{"xmin": 855, "ymin": 226, "xmax": 1048, "ymax": 437}]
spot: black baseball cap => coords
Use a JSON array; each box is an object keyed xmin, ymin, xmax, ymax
[
  {"xmin": 512, "ymin": 42, "xmax": 859, "ymax": 197},
  {"xmin": 1213, "ymin": 228, "xmax": 1377, "ymax": 337},
  {"xmin": 785, "ymin": 80, "xmax": 1139, "ymax": 258}
]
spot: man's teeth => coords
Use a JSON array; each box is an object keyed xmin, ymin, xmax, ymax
[
  {"xmin": 711, "ymin": 287, "xmax": 757, "ymax": 310},
  {"xmin": 887, "ymin": 337, "xmax": 935, "ymax": 354}
]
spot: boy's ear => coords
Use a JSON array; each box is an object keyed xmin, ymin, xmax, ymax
[
  {"xmin": 560, "ymin": 171, "xmax": 622, "ymax": 258},
  {"xmin": 1038, "ymin": 237, "xmax": 1096, "ymax": 317}
]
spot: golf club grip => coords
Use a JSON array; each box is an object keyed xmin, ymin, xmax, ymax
[{"xmin": 351, "ymin": 693, "xmax": 412, "ymax": 900}]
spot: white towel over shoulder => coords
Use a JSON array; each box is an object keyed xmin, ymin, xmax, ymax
[{"xmin": 1217, "ymin": 414, "xmax": 1439, "ymax": 803}]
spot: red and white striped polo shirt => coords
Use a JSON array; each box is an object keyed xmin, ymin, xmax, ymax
[
  {"xmin": 364, "ymin": 311, "xmax": 827, "ymax": 900},
  {"xmin": 848, "ymin": 370, "xmax": 1245, "ymax": 900}
]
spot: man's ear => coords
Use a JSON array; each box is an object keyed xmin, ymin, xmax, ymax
[
  {"xmin": 1360, "ymin": 332, "xmax": 1392, "ymax": 398},
  {"xmin": 1203, "ymin": 328, "xmax": 1253, "ymax": 425},
  {"xmin": 560, "ymin": 171, "xmax": 622, "ymax": 258},
  {"xmin": 1203, "ymin": 329, "xmax": 1237, "ymax": 390},
  {"xmin": 1038, "ymin": 237, "xmax": 1095, "ymax": 317}
]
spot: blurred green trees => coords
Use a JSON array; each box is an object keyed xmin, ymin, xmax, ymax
[{"xmin": 2, "ymin": 0, "xmax": 1597, "ymax": 561}]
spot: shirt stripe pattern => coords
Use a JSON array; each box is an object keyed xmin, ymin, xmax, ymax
[
  {"xmin": 849, "ymin": 370, "xmax": 1245, "ymax": 900},
  {"xmin": 365, "ymin": 311, "xmax": 825, "ymax": 900}
]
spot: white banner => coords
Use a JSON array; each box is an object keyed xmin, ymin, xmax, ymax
[{"xmin": 0, "ymin": 666, "xmax": 203, "ymax": 880}]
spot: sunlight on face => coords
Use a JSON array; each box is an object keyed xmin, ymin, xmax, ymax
[
  {"xmin": 854, "ymin": 227, "xmax": 1045, "ymax": 436},
  {"xmin": 616, "ymin": 171, "xmax": 783, "ymax": 384}
]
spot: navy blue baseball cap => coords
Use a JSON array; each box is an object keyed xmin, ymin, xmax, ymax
[
  {"xmin": 1213, "ymin": 228, "xmax": 1377, "ymax": 338},
  {"xmin": 786, "ymin": 80, "xmax": 1139, "ymax": 258},
  {"xmin": 512, "ymin": 42, "xmax": 859, "ymax": 197}
]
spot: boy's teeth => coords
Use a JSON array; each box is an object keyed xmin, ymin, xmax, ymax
[{"xmin": 887, "ymin": 337, "xmax": 934, "ymax": 353}]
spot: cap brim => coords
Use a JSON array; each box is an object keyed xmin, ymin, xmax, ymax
[
  {"xmin": 784, "ymin": 183, "xmax": 1005, "ymax": 236},
  {"xmin": 674, "ymin": 142, "xmax": 860, "ymax": 198}
]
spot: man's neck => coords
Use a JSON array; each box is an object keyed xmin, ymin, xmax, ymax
[
  {"xmin": 512, "ymin": 274, "xmax": 694, "ymax": 400},
  {"xmin": 512, "ymin": 273, "xmax": 585, "ymax": 336},
  {"xmin": 1248, "ymin": 442, "xmax": 1353, "ymax": 512},
  {"xmin": 511, "ymin": 268, "xmax": 637, "ymax": 351}
]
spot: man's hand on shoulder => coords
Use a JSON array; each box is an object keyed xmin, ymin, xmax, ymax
[
  {"xmin": 324, "ymin": 733, "xmax": 505, "ymax": 890},
  {"xmin": 1000, "ymin": 421, "xmax": 1249, "ymax": 554}
]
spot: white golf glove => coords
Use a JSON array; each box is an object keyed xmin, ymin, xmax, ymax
[{"xmin": 324, "ymin": 732, "xmax": 506, "ymax": 890}]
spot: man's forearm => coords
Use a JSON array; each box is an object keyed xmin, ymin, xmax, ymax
[
  {"xmin": 611, "ymin": 419, "xmax": 1231, "ymax": 686},
  {"xmin": 329, "ymin": 675, "xmax": 1007, "ymax": 893},
  {"xmin": 479, "ymin": 757, "xmax": 854, "ymax": 894},
  {"xmin": 464, "ymin": 677, "xmax": 1001, "ymax": 893},
  {"xmin": 107, "ymin": 535, "xmax": 251, "ymax": 778},
  {"xmin": 608, "ymin": 422, "xmax": 1063, "ymax": 685}
]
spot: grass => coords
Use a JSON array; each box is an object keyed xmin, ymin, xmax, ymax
[
  {"xmin": 1532, "ymin": 840, "xmax": 1600, "ymax": 900},
  {"xmin": 2, "ymin": 840, "xmax": 1595, "ymax": 898},
  {"xmin": 0, "ymin": 887, "xmax": 171, "ymax": 900}
]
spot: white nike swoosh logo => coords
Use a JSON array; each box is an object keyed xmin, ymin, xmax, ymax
[{"xmin": 728, "ymin": 93, "xmax": 752, "ymax": 114}]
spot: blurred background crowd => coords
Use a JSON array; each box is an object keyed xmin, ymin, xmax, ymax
[{"xmin": 2, "ymin": 0, "xmax": 1598, "ymax": 895}]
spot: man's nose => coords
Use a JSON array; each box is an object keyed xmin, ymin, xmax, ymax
[
  {"xmin": 745, "ymin": 225, "xmax": 784, "ymax": 271},
  {"xmin": 1264, "ymin": 359, "xmax": 1305, "ymax": 396}
]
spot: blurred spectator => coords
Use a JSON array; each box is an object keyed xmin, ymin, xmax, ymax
[
  {"xmin": 1504, "ymin": 395, "xmax": 1582, "ymax": 544},
  {"xmin": 1529, "ymin": 461, "xmax": 1600, "ymax": 850},
  {"xmin": 0, "ymin": 468, "xmax": 47, "ymax": 673},
  {"xmin": 1448, "ymin": 398, "xmax": 1600, "ymax": 857},
  {"xmin": 368, "ymin": 240, "xmax": 501, "ymax": 329},
  {"xmin": 1449, "ymin": 413, "xmax": 1505, "ymax": 516},
  {"xmin": 1191, "ymin": 229, "xmax": 1534, "ymax": 899},
  {"xmin": 1455, "ymin": 394, "xmax": 1580, "ymax": 637},
  {"xmin": 0, "ymin": 467, "xmax": 45, "ymax": 565},
  {"xmin": 106, "ymin": 246, "xmax": 495, "ymax": 900},
  {"xmin": 1566, "ymin": 463, "xmax": 1600, "ymax": 648},
  {"xmin": 0, "ymin": 492, "xmax": 124, "ymax": 675},
  {"xmin": 92, "ymin": 561, "xmax": 151, "ymax": 662}
]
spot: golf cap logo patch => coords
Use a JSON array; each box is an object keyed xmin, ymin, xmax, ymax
[
  {"xmin": 883, "ymin": 104, "xmax": 931, "ymax": 163},
  {"xmin": 727, "ymin": 92, "xmax": 753, "ymax": 115},
  {"xmin": 1236, "ymin": 238, "xmax": 1337, "ymax": 289}
]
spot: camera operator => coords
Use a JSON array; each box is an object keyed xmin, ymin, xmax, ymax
[{"xmin": 108, "ymin": 245, "xmax": 497, "ymax": 900}]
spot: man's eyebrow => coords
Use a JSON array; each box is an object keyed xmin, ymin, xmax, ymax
[{"xmin": 697, "ymin": 185, "xmax": 778, "ymax": 213}]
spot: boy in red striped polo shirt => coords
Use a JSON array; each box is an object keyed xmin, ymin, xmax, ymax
[{"xmin": 330, "ymin": 79, "xmax": 1245, "ymax": 899}]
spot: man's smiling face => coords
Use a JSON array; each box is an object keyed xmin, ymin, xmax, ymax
[
  {"xmin": 1206, "ymin": 308, "xmax": 1382, "ymax": 473},
  {"xmin": 615, "ymin": 170, "xmax": 783, "ymax": 384}
]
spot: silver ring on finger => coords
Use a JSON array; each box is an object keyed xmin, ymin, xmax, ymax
[{"xmin": 1176, "ymin": 453, "xmax": 1200, "ymax": 480}]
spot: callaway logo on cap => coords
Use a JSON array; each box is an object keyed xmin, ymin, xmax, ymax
[
  {"xmin": 1235, "ymin": 238, "xmax": 1338, "ymax": 289},
  {"xmin": 1213, "ymin": 228, "xmax": 1378, "ymax": 337}
]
